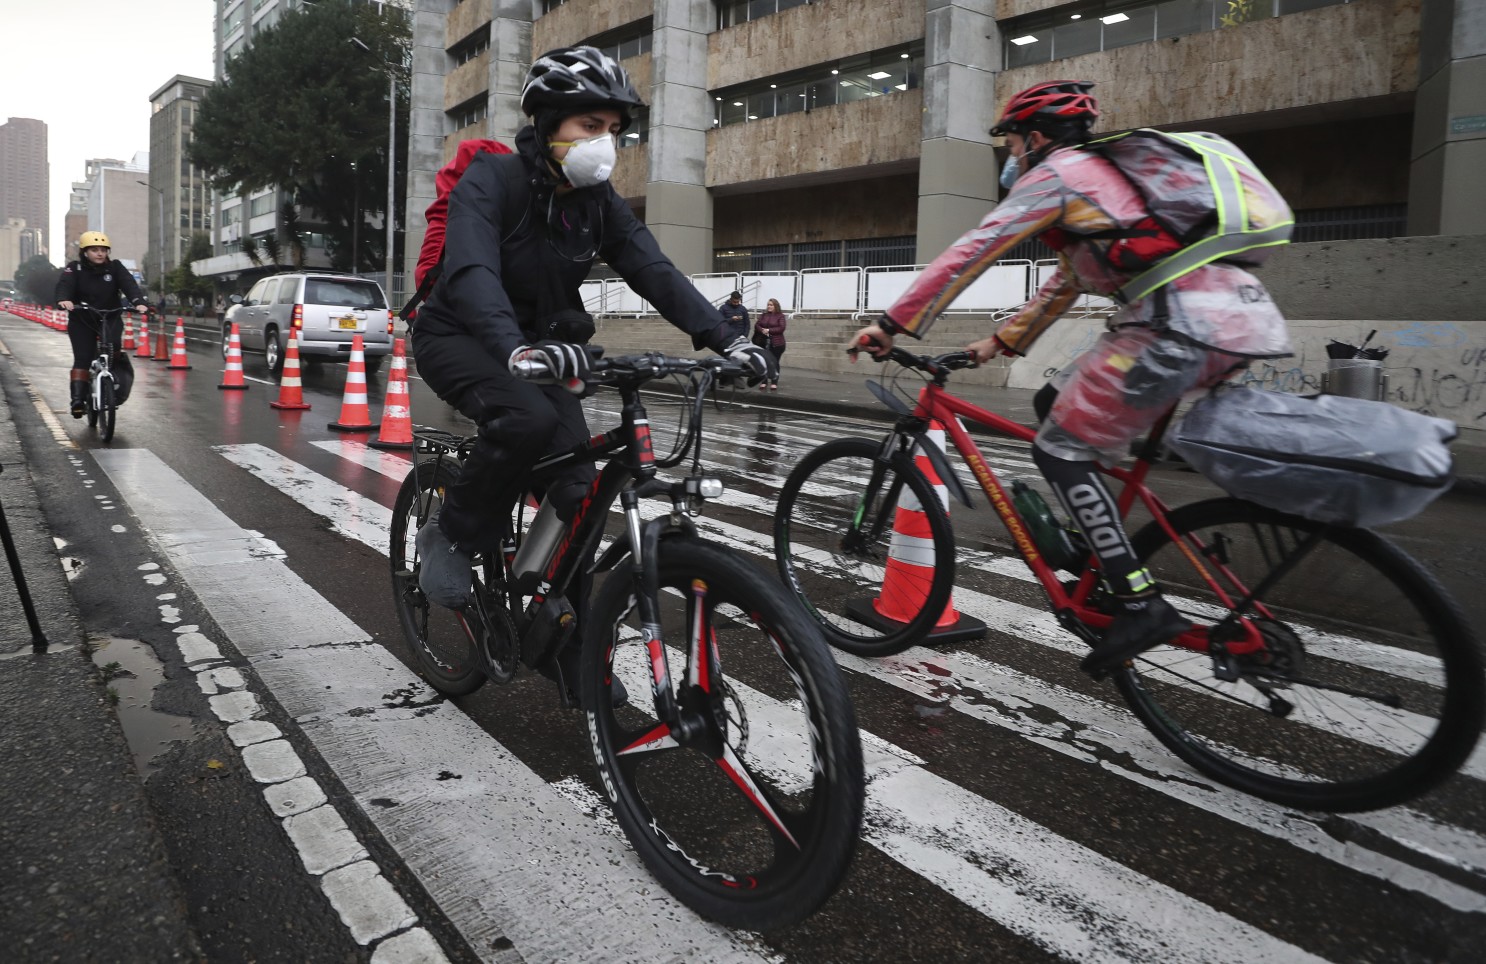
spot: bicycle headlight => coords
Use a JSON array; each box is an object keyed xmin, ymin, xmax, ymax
[{"xmin": 689, "ymin": 477, "xmax": 725, "ymax": 499}]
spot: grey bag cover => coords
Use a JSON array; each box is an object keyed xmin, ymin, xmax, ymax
[{"xmin": 1170, "ymin": 387, "xmax": 1456, "ymax": 528}]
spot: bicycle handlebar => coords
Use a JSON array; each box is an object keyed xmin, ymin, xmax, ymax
[
  {"xmin": 856, "ymin": 343, "xmax": 980, "ymax": 378},
  {"xmin": 511, "ymin": 350, "xmax": 750, "ymax": 385}
]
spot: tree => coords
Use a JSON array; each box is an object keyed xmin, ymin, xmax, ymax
[
  {"xmin": 191, "ymin": 0, "xmax": 410, "ymax": 273},
  {"xmin": 13, "ymin": 255, "xmax": 59, "ymax": 305},
  {"xmin": 164, "ymin": 233, "xmax": 215, "ymax": 307}
]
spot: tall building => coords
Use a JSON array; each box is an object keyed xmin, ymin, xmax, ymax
[
  {"xmin": 0, "ymin": 117, "xmax": 49, "ymax": 259},
  {"xmin": 405, "ymin": 0, "xmax": 1486, "ymax": 282},
  {"xmin": 147, "ymin": 76, "xmax": 215, "ymax": 289},
  {"xmin": 64, "ymin": 180, "xmax": 90, "ymax": 255},
  {"xmin": 74, "ymin": 155, "xmax": 151, "ymax": 269}
]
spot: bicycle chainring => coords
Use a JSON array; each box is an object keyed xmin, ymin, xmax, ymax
[{"xmin": 1233, "ymin": 618, "xmax": 1305, "ymax": 688}]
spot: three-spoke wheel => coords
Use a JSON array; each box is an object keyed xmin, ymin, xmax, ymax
[{"xmin": 584, "ymin": 537, "xmax": 865, "ymax": 929}]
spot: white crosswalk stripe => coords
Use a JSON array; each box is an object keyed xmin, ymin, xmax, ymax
[
  {"xmin": 90, "ymin": 433, "xmax": 1485, "ymax": 961},
  {"xmin": 205, "ymin": 439, "xmax": 1484, "ymax": 952}
]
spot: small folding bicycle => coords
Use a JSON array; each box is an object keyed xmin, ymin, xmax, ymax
[
  {"xmin": 389, "ymin": 350, "xmax": 864, "ymax": 929},
  {"xmin": 773, "ymin": 346, "xmax": 1484, "ymax": 812}
]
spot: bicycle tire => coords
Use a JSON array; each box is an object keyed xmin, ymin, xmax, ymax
[
  {"xmin": 389, "ymin": 459, "xmax": 488, "ymax": 696},
  {"xmin": 98, "ymin": 379, "xmax": 115, "ymax": 443},
  {"xmin": 583, "ymin": 536, "xmax": 865, "ymax": 930},
  {"xmin": 1118, "ymin": 497, "xmax": 1485, "ymax": 812},
  {"xmin": 774, "ymin": 436, "xmax": 955, "ymax": 656}
]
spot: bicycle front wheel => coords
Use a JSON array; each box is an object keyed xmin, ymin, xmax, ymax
[
  {"xmin": 98, "ymin": 379, "xmax": 115, "ymax": 443},
  {"xmin": 389, "ymin": 459, "xmax": 489, "ymax": 696},
  {"xmin": 584, "ymin": 536, "xmax": 865, "ymax": 930},
  {"xmin": 1120, "ymin": 497, "xmax": 1485, "ymax": 812},
  {"xmin": 774, "ymin": 437, "xmax": 955, "ymax": 656}
]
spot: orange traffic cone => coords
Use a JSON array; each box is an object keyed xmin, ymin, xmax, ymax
[
  {"xmin": 167, "ymin": 318, "xmax": 192, "ymax": 369},
  {"xmin": 218, "ymin": 323, "xmax": 248, "ymax": 390},
  {"xmin": 328, "ymin": 335, "xmax": 379, "ymax": 432},
  {"xmin": 135, "ymin": 316, "xmax": 152, "ymax": 358},
  {"xmin": 269, "ymin": 331, "xmax": 312, "ymax": 410},
  {"xmin": 369, "ymin": 338, "xmax": 413, "ymax": 449},
  {"xmin": 122, "ymin": 315, "xmax": 136, "ymax": 351},
  {"xmin": 844, "ymin": 421, "xmax": 986, "ymax": 643},
  {"xmin": 153, "ymin": 318, "xmax": 173, "ymax": 360}
]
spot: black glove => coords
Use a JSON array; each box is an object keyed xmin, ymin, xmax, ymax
[
  {"xmin": 509, "ymin": 340, "xmax": 591, "ymax": 395},
  {"xmin": 721, "ymin": 335, "xmax": 775, "ymax": 385}
]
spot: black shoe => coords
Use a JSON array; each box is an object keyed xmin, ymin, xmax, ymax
[
  {"xmin": 70, "ymin": 380, "xmax": 87, "ymax": 418},
  {"xmin": 1081, "ymin": 596, "xmax": 1193, "ymax": 680}
]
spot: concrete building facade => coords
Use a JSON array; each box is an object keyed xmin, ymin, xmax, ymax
[
  {"xmin": 75, "ymin": 156, "xmax": 151, "ymax": 269},
  {"xmin": 0, "ymin": 117, "xmax": 49, "ymax": 259},
  {"xmin": 147, "ymin": 76, "xmax": 215, "ymax": 289},
  {"xmin": 404, "ymin": 0, "xmax": 1485, "ymax": 284}
]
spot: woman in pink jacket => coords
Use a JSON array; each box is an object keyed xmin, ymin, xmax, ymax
[{"xmin": 753, "ymin": 298, "xmax": 788, "ymax": 390}]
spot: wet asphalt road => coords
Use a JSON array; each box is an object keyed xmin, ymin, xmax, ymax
[{"xmin": 4, "ymin": 310, "xmax": 1486, "ymax": 963}]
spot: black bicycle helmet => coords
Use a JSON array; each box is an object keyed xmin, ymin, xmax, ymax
[{"xmin": 521, "ymin": 46, "xmax": 644, "ymax": 133}]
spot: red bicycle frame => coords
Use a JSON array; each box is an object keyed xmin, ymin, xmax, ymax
[{"xmin": 909, "ymin": 382, "xmax": 1269, "ymax": 656}]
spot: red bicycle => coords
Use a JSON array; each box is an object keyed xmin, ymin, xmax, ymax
[{"xmin": 773, "ymin": 347, "xmax": 1484, "ymax": 812}]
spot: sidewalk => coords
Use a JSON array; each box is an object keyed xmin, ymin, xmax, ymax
[
  {"xmin": 644, "ymin": 361, "xmax": 1486, "ymax": 499},
  {"xmin": 0, "ymin": 354, "xmax": 200, "ymax": 960}
]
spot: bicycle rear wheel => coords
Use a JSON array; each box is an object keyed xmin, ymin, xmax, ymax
[
  {"xmin": 389, "ymin": 458, "xmax": 494, "ymax": 696},
  {"xmin": 98, "ymin": 379, "xmax": 115, "ymax": 443},
  {"xmin": 584, "ymin": 536, "xmax": 864, "ymax": 930},
  {"xmin": 774, "ymin": 437, "xmax": 955, "ymax": 656},
  {"xmin": 1120, "ymin": 497, "xmax": 1485, "ymax": 812}
]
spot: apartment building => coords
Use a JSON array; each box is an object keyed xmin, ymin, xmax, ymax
[
  {"xmin": 77, "ymin": 155, "xmax": 152, "ymax": 269},
  {"xmin": 406, "ymin": 0, "xmax": 1484, "ymax": 284},
  {"xmin": 0, "ymin": 117, "xmax": 49, "ymax": 258},
  {"xmin": 147, "ymin": 76, "xmax": 216, "ymax": 287}
]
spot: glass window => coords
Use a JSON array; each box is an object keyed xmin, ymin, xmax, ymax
[
  {"xmin": 306, "ymin": 279, "xmax": 386, "ymax": 309},
  {"xmin": 1052, "ymin": 19, "xmax": 1101, "ymax": 59},
  {"xmin": 275, "ymin": 279, "xmax": 298, "ymax": 304},
  {"xmin": 775, "ymin": 81, "xmax": 810, "ymax": 117},
  {"xmin": 1007, "ymin": 32, "xmax": 1051, "ymax": 68},
  {"xmin": 1103, "ymin": 8, "xmax": 1157, "ymax": 48},
  {"xmin": 746, "ymin": 90, "xmax": 777, "ymax": 121},
  {"xmin": 1156, "ymin": 0, "xmax": 1217, "ymax": 36},
  {"xmin": 717, "ymin": 97, "xmax": 748, "ymax": 126}
]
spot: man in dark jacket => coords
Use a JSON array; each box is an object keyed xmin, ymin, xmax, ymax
[
  {"xmin": 718, "ymin": 290, "xmax": 749, "ymax": 343},
  {"xmin": 410, "ymin": 48, "xmax": 773, "ymax": 701},
  {"xmin": 55, "ymin": 231, "xmax": 148, "ymax": 417}
]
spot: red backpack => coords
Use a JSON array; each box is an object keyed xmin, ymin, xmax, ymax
[{"xmin": 401, "ymin": 138, "xmax": 513, "ymax": 319}]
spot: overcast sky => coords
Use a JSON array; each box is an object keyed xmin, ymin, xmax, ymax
[{"xmin": 1, "ymin": 1, "xmax": 217, "ymax": 259}]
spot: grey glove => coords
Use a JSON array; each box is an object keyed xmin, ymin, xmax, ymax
[
  {"xmin": 722, "ymin": 335, "xmax": 775, "ymax": 384},
  {"xmin": 509, "ymin": 340, "xmax": 590, "ymax": 395}
]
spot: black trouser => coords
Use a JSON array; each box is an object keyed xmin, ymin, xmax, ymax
[
  {"xmin": 411, "ymin": 327, "xmax": 597, "ymax": 549},
  {"xmin": 67, "ymin": 314, "xmax": 122, "ymax": 368},
  {"xmin": 768, "ymin": 344, "xmax": 785, "ymax": 377}
]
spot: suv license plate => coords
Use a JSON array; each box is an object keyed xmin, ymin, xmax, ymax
[{"xmin": 337, "ymin": 317, "xmax": 358, "ymax": 330}]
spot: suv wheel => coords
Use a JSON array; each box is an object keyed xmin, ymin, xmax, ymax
[
  {"xmin": 265, "ymin": 327, "xmax": 285, "ymax": 375},
  {"xmin": 365, "ymin": 354, "xmax": 385, "ymax": 375}
]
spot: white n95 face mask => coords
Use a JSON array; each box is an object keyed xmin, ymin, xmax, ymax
[{"xmin": 550, "ymin": 133, "xmax": 616, "ymax": 188}]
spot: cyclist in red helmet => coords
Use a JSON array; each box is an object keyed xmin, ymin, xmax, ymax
[{"xmin": 850, "ymin": 81, "xmax": 1295, "ymax": 678}]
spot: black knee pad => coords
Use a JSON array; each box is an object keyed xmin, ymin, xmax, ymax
[{"xmin": 1034, "ymin": 383, "xmax": 1059, "ymax": 424}]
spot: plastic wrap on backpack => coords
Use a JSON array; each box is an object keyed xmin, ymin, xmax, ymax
[{"xmin": 1169, "ymin": 387, "xmax": 1456, "ymax": 528}]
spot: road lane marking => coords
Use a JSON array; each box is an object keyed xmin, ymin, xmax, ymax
[
  {"xmin": 292, "ymin": 444, "xmax": 1486, "ymax": 915},
  {"xmin": 97, "ymin": 447, "xmax": 774, "ymax": 962}
]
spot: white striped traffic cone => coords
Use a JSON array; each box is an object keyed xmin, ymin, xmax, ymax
[
  {"xmin": 328, "ymin": 334, "xmax": 379, "ymax": 432},
  {"xmin": 369, "ymin": 338, "xmax": 413, "ymax": 449},
  {"xmin": 269, "ymin": 331, "xmax": 312, "ymax": 410},
  {"xmin": 844, "ymin": 420, "xmax": 986, "ymax": 643},
  {"xmin": 218, "ymin": 323, "xmax": 248, "ymax": 390},
  {"xmin": 167, "ymin": 318, "xmax": 192, "ymax": 369}
]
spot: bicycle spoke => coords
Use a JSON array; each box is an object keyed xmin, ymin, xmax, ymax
[{"xmin": 713, "ymin": 742, "xmax": 802, "ymax": 851}]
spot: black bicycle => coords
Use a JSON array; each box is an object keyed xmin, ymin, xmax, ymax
[
  {"xmin": 74, "ymin": 303, "xmax": 135, "ymax": 443},
  {"xmin": 388, "ymin": 350, "xmax": 865, "ymax": 930}
]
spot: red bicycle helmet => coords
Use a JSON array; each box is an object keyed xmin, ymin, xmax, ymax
[{"xmin": 990, "ymin": 80, "xmax": 1099, "ymax": 136}]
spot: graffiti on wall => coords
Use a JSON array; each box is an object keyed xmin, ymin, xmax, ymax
[{"xmin": 1389, "ymin": 348, "xmax": 1486, "ymax": 422}]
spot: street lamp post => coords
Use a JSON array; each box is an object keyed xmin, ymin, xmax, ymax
[
  {"xmin": 137, "ymin": 179, "xmax": 165, "ymax": 297},
  {"xmin": 350, "ymin": 35, "xmax": 399, "ymax": 303}
]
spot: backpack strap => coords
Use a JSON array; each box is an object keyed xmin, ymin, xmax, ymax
[{"xmin": 1105, "ymin": 131, "xmax": 1292, "ymax": 304}]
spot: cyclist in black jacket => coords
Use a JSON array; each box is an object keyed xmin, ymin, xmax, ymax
[
  {"xmin": 411, "ymin": 47, "xmax": 773, "ymax": 633},
  {"xmin": 55, "ymin": 231, "xmax": 148, "ymax": 417}
]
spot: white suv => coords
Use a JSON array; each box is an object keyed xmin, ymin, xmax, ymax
[{"xmin": 225, "ymin": 272, "xmax": 393, "ymax": 374}]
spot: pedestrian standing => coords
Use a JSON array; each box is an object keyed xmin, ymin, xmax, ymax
[
  {"xmin": 754, "ymin": 298, "xmax": 787, "ymax": 390},
  {"xmin": 719, "ymin": 290, "xmax": 749, "ymax": 344}
]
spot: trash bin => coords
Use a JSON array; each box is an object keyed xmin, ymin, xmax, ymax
[
  {"xmin": 1322, "ymin": 357, "xmax": 1387, "ymax": 400},
  {"xmin": 1321, "ymin": 331, "xmax": 1389, "ymax": 400}
]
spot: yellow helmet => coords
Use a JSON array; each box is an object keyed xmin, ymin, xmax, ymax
[{"xmin": 79, "ymin": 231, "xmax": 111, "ymax": 251}]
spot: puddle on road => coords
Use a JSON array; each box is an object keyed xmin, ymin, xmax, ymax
[{"xmin": 90, "ymin": 636, "xmax": 199, "ymax": 775}]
